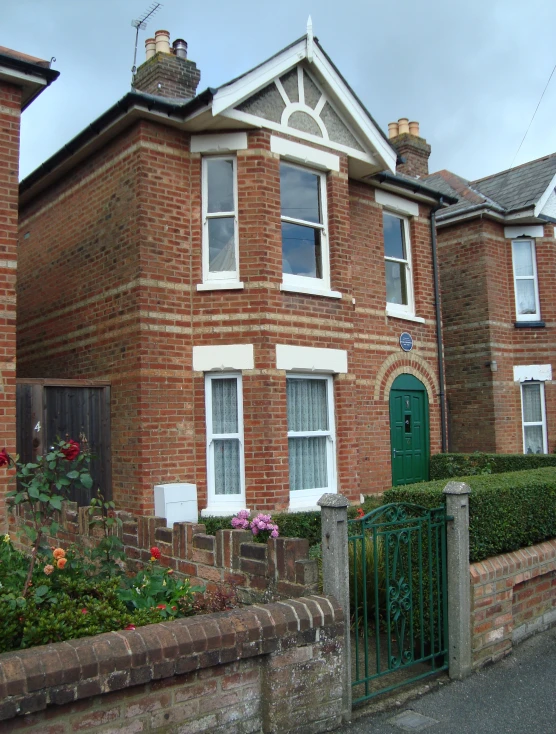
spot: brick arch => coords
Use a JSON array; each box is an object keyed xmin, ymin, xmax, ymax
[{"xmin": 373, "ymin": 352, "xmax": 439, "ymax": 402}]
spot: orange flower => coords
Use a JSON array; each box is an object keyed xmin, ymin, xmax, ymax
[
  {"xmin": 44, "ymin": 564, "xmax": 54, "ymax": 575},
  {"xmin": 53, "ymin": 548, "xmax": 66, "ymax": 560},
  {"xmin": 57, "ymin": 557, "xmax": 67, "ymax": 569}
]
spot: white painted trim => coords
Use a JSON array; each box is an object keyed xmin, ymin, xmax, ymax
[
  {"xmin": 385, "ymin": 308, "xmax": 425, "ymax": 324},
  {"xmin": 270, "ymin": 135, "xmax": 340, "ymax": 171},
  {"xmin": 191, "ymin": 132, "xmax": 248, "ymax": 153},
  {"xmin": 205, "ymin": 373, "xmax": 246, "ymax": 511},
  {"xmin": 504, "ymin": 225, "xmax": 544, "ymax": 239},
  {"xmin": 513, "ymin": 364, "xmax": 552, "ymax": 382},
  {"xmin": 196, "ymin": 281, "xmax": 244, "ymax": 291},
  {"xmin": 534, "ymin": 172, "xmax": 556, "ymax": 217},
  {"xmin": 520, "ymin": 381, "xmax": 548, "ymax": 454},
  {"xmin": 193, "ymin": 344, "xmax": 254, "ymax": 372},
  {"xmin": 222, "ymin": 108, "xmax": 380, "ymax": 167},
  {"xmin": 279, "ymin": 284, "xmax": 342, "ymax": 299},
  {"xmin": 276, "ymin": 344, "xmax": 348, "ymax": 373},
  {"xmin": 375, "ymin": 190, "xmax": 419, "ymax": 217}
]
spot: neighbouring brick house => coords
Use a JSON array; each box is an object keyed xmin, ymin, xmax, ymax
[
  {"xmin": 0, "ymin": 47, "xmax": 58, "ymax": 523},
  {"xmin": 16, "ymin": 29, "xmax": 453, "ymax": 518},
  {"xmin": 424, "ymin": 158, "xmax": 556, "ymax": 453}
]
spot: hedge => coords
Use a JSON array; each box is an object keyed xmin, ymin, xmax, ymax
[
  {"xmin": 430, "ymin": 452, "xmax": 556, "ymax": 480},
  {"xmin": 384, "ymin": 467, "xmax": 556, "ymax": 562}
]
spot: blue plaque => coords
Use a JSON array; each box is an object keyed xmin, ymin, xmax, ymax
[{"xmin": 400, "ymin": 332, "xmax": 413, "ymax": 352}]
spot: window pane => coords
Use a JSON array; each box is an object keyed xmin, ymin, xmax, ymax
[
  {"xmin": 280, "ymin": 163, "xmax": 321, "ymax": 223},
  {"xmin": 207, "ymin": 159, "xmax": 234, "ymax": 212},
  {"xmin": 208, "ymin": 218, "xmax": 236, "ymax": 272},
  {"xmin": 212, "ymin": 378, "xmax": 238, "ymax": 433},
  {"xmin": 522, "ymin": 383, "xmax": 542, "ymax": 423},
  {"xmin": 515, "ymin": 280, "xmax": 536, "ymax": 315},
  {"xmin": 524, "ymin": 426, "xmax": 544, "ymax": 454},
  {"xmin": 214, "ymin": 439, "xmax": 241, "ymax": 494},
  {"xmin": 513, "ymin": 241, "xmax": 533, "ymax": 277},
  {"xmin": 282, "ymin": 222, "xmax": 322, "ymax": 277},
  {"xmin": 385, "ymin": 260, "xmax": 408, "ymax": 305},
  {"xmin": 287, "ymin": 378, "xmax": 328, "ymax": 432},
  {"xmin": 383, "ymin": 213, "xmax": 406, "ymax": 260},
  {"xmin": 289, "ymin": 436, "xmax": 328, "ymax": 491}
]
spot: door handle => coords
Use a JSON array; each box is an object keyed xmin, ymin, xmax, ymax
[{"xmin": 393, "ymin": 448, "xmax": 397, "ymax": 458}]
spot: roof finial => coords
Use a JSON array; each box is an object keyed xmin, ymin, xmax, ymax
[{"xmin": 306, "ymin": 15, "xmax": 314, "ymax": 63}]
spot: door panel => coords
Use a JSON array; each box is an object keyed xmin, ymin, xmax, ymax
[{"xmin": 389, "ymin": 385, "xmax": 429, "ymax": 486}]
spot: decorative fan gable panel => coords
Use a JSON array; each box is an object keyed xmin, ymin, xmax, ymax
[{"xmin": 235, "ymin": 65, "xmax": 365, "ymax": 153}]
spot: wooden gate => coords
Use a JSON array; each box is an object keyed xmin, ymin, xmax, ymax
[{"xmin": 16, "ymin": 379, "xmax": 111, "ymax": 505}]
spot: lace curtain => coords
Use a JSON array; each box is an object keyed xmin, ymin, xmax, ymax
[
  {"xmin": 287, "ymin": 378, "xmax": 328, "ymax": 491},
  {"xmin": 212, "ymin": 378, "xmax": 240, "ymax": 495},
  {"xmin": 522, "ymin": 383, "xmax": 544, "ymax": 454}
]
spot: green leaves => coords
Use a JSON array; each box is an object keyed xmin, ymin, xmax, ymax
[{"xmin": 80, "ymin": 473, "xmax": 93, "ymax": 490}]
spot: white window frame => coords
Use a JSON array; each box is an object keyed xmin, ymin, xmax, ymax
[
  {"xmin": 511, "ymin": 239, "xmax": 541, "ymax": 322},
  {"xmin": 201, "ymin": 155, "xmax": 240, "ymax": 285},
  {"xmin": 520, "ymin": 381, "xmax": 548, "ymax": 455},
  {"xmin": 280, "ymin": 162, "xmax": 331, "ymax": 295},
  {"xmin": 286, "ymin": 373, "xmax": 337, "ymax": 510},
  {"xmin": 204, "ymin": 372, "xmax": 246, "ymax": 514},
  {"xmin": 383, "ymin": 210, "xmax": 415, "ymax": 318}
]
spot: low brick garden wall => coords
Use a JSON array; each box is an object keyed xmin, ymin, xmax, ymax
[
  {"xmin": 470, "ymin": 539, "xmax": 556, "ymax": 668},
  {"xmin": 0, "ymin": 595, "xmax": 345, "ymax": 733},
  {"xmin": 11, "ymin": 502, "xmax": 319, "ymax": 602}
]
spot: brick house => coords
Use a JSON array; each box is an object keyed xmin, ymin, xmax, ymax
[
  {"xmin": 424, "ymin": 158, "xmax": 556, "ymax": 454},
  {"xmin": 17, "ymin": 30, "xmax": 452, "ymax": 517},
  {"xmin": 0, "ymin": 47, "xmax": 58, "ymax": 522}
]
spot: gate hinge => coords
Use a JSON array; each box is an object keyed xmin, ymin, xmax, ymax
[{"xmin": 445, "ymin": 514, "xmax": 454, "ymax": 521}]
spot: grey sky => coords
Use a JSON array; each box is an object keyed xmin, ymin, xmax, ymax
[{"xmin": 5, "ymin": 0, "xmax": 556, "ymax": 182}]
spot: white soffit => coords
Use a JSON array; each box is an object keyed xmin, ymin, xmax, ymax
[
  {"xmin": 193, "ymin": 344, "xmax": 254, "ymax": 371},
  {"xmin": 375, "ymin": 189, "xmax": 420, "ymax": 217},
  {"xmin": 534, "ymin": 173, "xmax": 556, "ymax": 217},
  {"xmin": 191, "ymin": 132, "xmax": 248, "ymax": 153},
  {"xmin": 504, "ymin": 225, "xmax": 544, "ymax": 239},
  {"xmin": 270, "ymin": 136, "xmax": 340, "ymax": 171},
  {"xmin": 513, "ymin": 364, "xmax": 552, "ymax": 382},
  {"xmin": 276, "ymin": 344, "xmax": 348, "ymax": 373}
]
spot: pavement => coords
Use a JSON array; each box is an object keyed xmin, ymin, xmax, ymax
[{"xmin": 338, "ymin": 627, "xmax": 556, "ymax": 734}]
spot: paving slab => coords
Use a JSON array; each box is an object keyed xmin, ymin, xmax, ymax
[{"xmin": 339, "ymin": 628, "xmax": 556, "ymax": 734}]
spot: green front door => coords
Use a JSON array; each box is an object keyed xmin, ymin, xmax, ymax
[{"xmin": 389, "ymin": 374, "xmax": 429, "ymax": 486}]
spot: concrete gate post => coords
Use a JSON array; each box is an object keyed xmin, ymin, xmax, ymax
[
  {"xmin": 318, "ymin": 493, "xmax": 351, "ymax": 721},
  {"xmin": 443, "ymin": 481, "xmax": 472, "ymax": 679}
]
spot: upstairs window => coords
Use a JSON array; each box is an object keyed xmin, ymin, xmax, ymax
[
  {"xmin": 202, "ymin": 157, "xmax": 239, "ymax": 283},
  {"xmin": 383, "ymin": 211, "xmax": 414, "ymax": 316},
  {"xmin": 512, "ymin": 240, "xmax": 541, "ymax": 321},
  {"xmin": 280, "ymin": 162, "xmax": 330, "ymax": 292},
  {"xmin": 520, "ymin": 381, "xmax": 547, "ymax": 454}
]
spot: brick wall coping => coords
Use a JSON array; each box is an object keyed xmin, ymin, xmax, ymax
[
  {"xmin": 0, "ymin": 594, "xmax": 342, "ymax": 722},
  {"xmin": 470, "ymin": 539, "xmax": 556, "ymax": 584}
]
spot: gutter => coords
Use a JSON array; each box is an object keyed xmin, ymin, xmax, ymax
[
  {"xmin": 0, "ymin": 52, "xmax": 60, "ymax": 111},
  {"xmin": 369, "ymin": 171, "xmax": 458, "ymax": 204},
  {"xmin": 20, "ymin": 87, "xmax": 215, "ymax": 196},
  {"xmin": 430, "ymin": 201, "xmax": 448, "ymax": 453}
]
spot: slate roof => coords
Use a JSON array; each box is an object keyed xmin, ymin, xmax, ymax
[{"xmin": 425, "ymin": 153, "xmax": 556, "ymax": 221}]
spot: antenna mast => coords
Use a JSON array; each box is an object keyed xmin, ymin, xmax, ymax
[{"xmin": 131, "ymin": 2, "xmax": 162, "ymax": 84}]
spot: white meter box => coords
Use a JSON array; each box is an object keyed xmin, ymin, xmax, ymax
[{"xmin": 154, "ymin": 483, "xmax": 198, "ymax": 527}]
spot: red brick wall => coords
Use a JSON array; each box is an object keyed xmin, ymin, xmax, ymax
[
  {"xmin": 438, "ymin": 218, "xmax": 555, "ymax": 454},
  {"xmin": 18, "ymin": 123, "xmax": 443, "ymax": 515},
  {"xmin": 0, "ymin": 595, "xmax": 345, "ymax": 733},
  {"xmin": 0, "ymin": 81, "xmax": 22, "ymax": 527},
  {"xmin": 470, "ymin": 539, "xmax": 556, "ymax": 667}
]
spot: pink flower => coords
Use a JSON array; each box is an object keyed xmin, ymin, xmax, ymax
[
  {"xmin": 43, "ymin": 564, "xmax": 54, "ymax": 575},
  {"xmin": 150, "ymin": 547, "xmax": 161, "ymax": 560},
  {"xmin": 271, "ymin": 529, "xmax": 279, "ymax": 538},
  {"xmin": 156, "ymin": 604, "xmax": 166, "ymax": 610},
  {"xmin": 124, "ymin": 624, "xmax": 136, "ymax": 631},
  {"xmin": 0, "ymin": 448, "xmax": 10, "ymax": 468},
  {"xmin": 81, "ymin": 608, "xmax": 88, "ymax": 614}
]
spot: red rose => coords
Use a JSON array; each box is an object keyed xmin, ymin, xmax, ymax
[
  {"xmin": 81, "ymin": 608, "xmax": 88, "ymax": 614},
  {"xmin": 61, "ymin": 440, "xmax": 80, "ymax": 461},
  {"xmin": 125, "ymin": 624, "xmax": 136, "ymax": 631},
  {"xmin": 156, "ymin": 604, "xmax": 166, "ymax": 610},
  {"xmin": 150, "ymin": 546, "xmax": 161, "ymax": 560},
  {"xmin": 0, "ymin": 449, "xmax": 10, "ymax": 468}
]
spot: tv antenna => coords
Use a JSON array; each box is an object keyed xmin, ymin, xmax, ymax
[{"xmin": 131, "ymin": 2, "xmax": 162, "ymax": 82}]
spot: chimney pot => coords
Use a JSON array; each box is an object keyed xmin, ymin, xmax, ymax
[
  {"xmin": 388, "ymin": 122, "xmax": 399, "ymax": 139},
  {"xmin": 398, "ymin": 118, "xmax": 409, "ymax": 135},
  {"xmin": 173, "ymin": 38, "xmax": 188, "ymax": 59},
  {"xmin": 145, "ymin": 38, "xmax": 156, "ymax": 60},
  {"xmin": 409, "ymin": 121, "xmax": 420, "ymax": 136},
  {"xmin": 154, "ymin": 29, "xmax": 171, "ymax": 55}
]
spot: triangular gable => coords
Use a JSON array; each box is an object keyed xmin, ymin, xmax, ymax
[{"xmin": 211, "ymin": 35, "xmax": 396, "ymax": 176}]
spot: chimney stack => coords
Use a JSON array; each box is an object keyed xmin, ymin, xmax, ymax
[
  {"xmin": 133, "ymin": 30, "xmax": 201, "ymax": 100},
  {"xmin": 388, "ymin": 118, "xmax": 431, "ymax": 178}
]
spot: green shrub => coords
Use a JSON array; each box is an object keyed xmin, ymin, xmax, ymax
[
  {"xmin": 384, "ymin": 467, "xmax": 556, "ymax": 562},
  {"xmin": 430, "ymin": 452, "xmax": 556, "ymax": 480}
]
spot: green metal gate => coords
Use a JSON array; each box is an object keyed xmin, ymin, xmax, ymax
[{"xmin": 348, "ymin": 503, "xmax": 448, "ymax": 705}]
